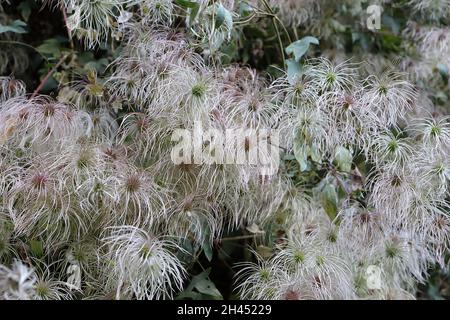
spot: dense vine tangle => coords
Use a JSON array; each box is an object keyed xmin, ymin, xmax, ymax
[{"xmin": 0, "ymin": 0, "xmax": 449, "ymax": 300}]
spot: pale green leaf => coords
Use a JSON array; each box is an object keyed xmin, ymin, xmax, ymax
[
  {"xmin": 334, "ymin": 146, "xmax": 353, "ymax": 172},
  {"xmin": 0, "ymin": 20, "xmax": 27, "ymax": 34},
  {"xmin": 285, "ymin": 36, "xmax": 319, "ymax": 62}
]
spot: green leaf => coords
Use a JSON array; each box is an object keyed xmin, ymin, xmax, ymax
[
  {"xmin": 239, "ymin": 1, "xmax": 254, "ymax": 16},
  {"xmin": 321, "ymin": 183, "xmax": 338, "ymax": 220},
  {"xmin": 437, "ymin": 63, "xmax": 448, "ymax": 76},
  {"xmin": 37, "ymin": 38, "xmax": 63, "ymax": 57},
  {"xmin": 352, "ymin": 32, "xmax": 372, "ymax": 52},
  {"xmin": 309, "ymin": 144, "xmax": 322, "ymax": 163},
  {"xmin": 435, "ymin": 90, "xmax": 448, "ymax": 103},
  {"xmin": 193, "ymin": 276, "xmax": 222, "ymax": 297},
  {"xmin": 85, "ymin": 58, "xmax": 109, "ymax": 74},
  {"xmin": 18, "ymin": 0, "xmax": 35, "ymax": 22},
  {"xmin": 190, "ymin": 5, "xmax": 201, "ymax": 25},
  {"xmin": 334, "ymin": 146, "xmax": 353, "ymax": 172},
  {"xmin": 436, "ymin": 63, "xmax": 449, "ymax": 84},
  {"xmin": 203, "ymin": 244, "xmax": 213, "ymax": 262},
  {"xmin": 215, "ymin": 4, "xmax": 233, "ymax": 32},
  {"xmin": 381, "ymin": 14, "xmax": 400, "ymax": 35},
  {"xmin": 330, "ymin": 19, "xmax": 346, "ymax": 33},
  {"xmin": 293, "ymin": 134, "xmax": 308, "ymax": 172},
  {"xmin": 256, "ymin": 245, "xmax": 273, "ymax": 259},
  {"xmin": 175, "ymin": 0, "xmax": 200, "ymax": 26},
  {"xmin": 0, "ymin": 20, "xmax": 27, "ymax": 34},
  {"xmin": 379, "ymin": 33, "xmax": 401, "ymax": 52},
  {"xmin": 177, "ymin": 269, "xmax": 223, "ymax": 300},
  {"xmin": 175, "ymin": 0, "xmax": 198, "ymax": 8},
  {"xmin": 285, "ymin": 36, "xmax": 319, "ymax": 62},
  {"xmin": 40, "ymin": 76, "xmax": 59, "ymax": 92},
  {"xmin": 30, "ymin": 240, "xmax": 44, "ymax": 258},
  {"xmin": 286, "ymin": 58, "xmax": 303, "ymax": 85}
]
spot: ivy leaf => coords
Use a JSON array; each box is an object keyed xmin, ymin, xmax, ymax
[
  {"xmin": 285, "ymin": 36, "xmax": 319, "ymax": 62},
  {"xmin": 0, "ymin": 20, "xmax": 27, "ymax": 34},
  {"xmin": 334, "ymin": 146, "xmax": 353, "ymax": 172},
  {"xmin": 30, "ymin": 240, "xmax": 44, "ymax": 258}
]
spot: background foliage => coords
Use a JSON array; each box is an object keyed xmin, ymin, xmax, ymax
[{"xmin": 0, "ymin": 0, "xmax": 449, "ymax": 300}]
